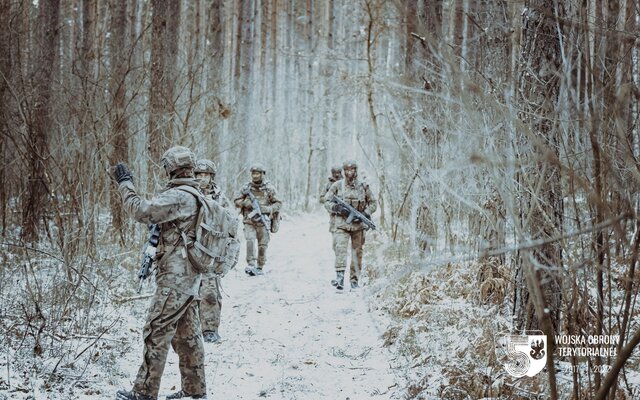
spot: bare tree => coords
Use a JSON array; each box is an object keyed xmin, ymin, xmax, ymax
[
  {"xmin": 514, "ymin": 1, "xmax": 565, "ymax": 398},
  {"xmin": 22, "ymin": 0, "xmax": 61, "ymax": 241},
  {"xmin": 108, "ymin": 0, "xmax": 130, "ymax": 240}
]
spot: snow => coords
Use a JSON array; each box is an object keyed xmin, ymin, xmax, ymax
[
  {"xmin": 3, "ymin": 212, "xmax": 638, "ymax": 399},
  {"xmin": 98, "ymin": 211, "xmax": 398, "ymax": 399}
]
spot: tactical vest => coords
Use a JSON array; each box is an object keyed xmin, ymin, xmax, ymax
[
  {"xmin": 243, "ymin": 182, "xmax": 272, "ymax": 214},
  {"xmin": 340, "ymin": 180, "xmax": 367, "ymax": 212}
]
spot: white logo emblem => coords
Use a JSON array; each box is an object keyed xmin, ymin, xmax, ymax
[{"xmin": 495, "ymin": 330, "xmax": 547, "ymax": 377}]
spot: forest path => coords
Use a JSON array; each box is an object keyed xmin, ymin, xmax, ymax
[{"xmin": 120, "ymin": 211, "xmax": 399, "ymax": 400}]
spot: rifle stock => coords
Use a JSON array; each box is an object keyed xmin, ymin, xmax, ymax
[{"xmin": 138, "ymin": 224, "xmax": 161, "ymax": 292}]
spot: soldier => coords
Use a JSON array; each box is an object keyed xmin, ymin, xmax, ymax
[
  {"xmin": 194, "ymin": 159, "xmax": 227, "ymax": 344},
  {"xmin": 324, "ymin": 160, "xmax": 377, "ymax": 290},
  {"xmin": 194, "ymin": 159, "xmax": 231, "ymax": 208},
  {"xmin": 234, "ymin": 164, "xmax": 282, "ymax": 276},
  {"xmin": 319, "ymin": 165, "xmax": 342, "ymax": 205},
  {"xmin": 114, "ymin": 146, "xmax": 207, "ymax": 400},
  {"xmin": 320, "ymin": 166, "xmax": 343, "ymax": 258}
]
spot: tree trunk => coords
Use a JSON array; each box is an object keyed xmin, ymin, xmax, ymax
[
  {"xmin": 148, "ymin": 0, "xmax": 170, "ymax": 187},
  {"xmin": 22, "ymin": 0, "xmax": 61, "ymax": 241},
  {"xmin": 0, "ymin": 0, "xmax": 10, "ymax": 235},
  {"xmin": 108, "ymin": 0, "xmax": 129, "ymax": 242},
  {"xmin": 515, "ymin": 1, "xmax": 564, "ymax": 398}
]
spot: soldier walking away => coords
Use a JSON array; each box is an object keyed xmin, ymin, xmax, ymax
[
  {"xmin": 234, "ymin": 164, "xmax": 282, "ymax": 276},
  {"xmin": 113, "ymin": 146, "xmax": 208, "ymax": 400},
  {"xmin": 194, "ymin": 159, "xmax": 227, "ymax": 344},
  {"xmin": 324, "ymin": 160, "xmax": 377, "ymax": 290}
]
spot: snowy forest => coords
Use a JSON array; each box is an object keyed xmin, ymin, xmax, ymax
[{"xmin": 1, "ymin": 0, "xmax": 639, "ymax": 399}]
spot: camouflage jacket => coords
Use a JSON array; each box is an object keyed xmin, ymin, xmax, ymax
[
  {"xmin": 205, "ymin": 182, "xmax": 231, "ymax": 209},
  {"xmin": 319, "ymin": 177, "xmax": 341, "ymax": 204},
  {"xmin": 324, "ymin": 178, "xmax": 377, "ymax": 231},
  {"xmin": 209, "ymin": 183, "xmax": 231, "ymax": 208},
  {"xmin": 233, "ymin": 180, "xmax": 282, "ymax": 225},
  {"xmin": 118, "ymin": 178, "xmax": 202, "ymax": 297}
]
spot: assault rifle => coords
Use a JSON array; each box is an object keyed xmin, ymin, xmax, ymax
[
  {"xmin": 138, "ymin": 224, "xmax": 161, "ymax": 293},
  {"xmin": 330, "ymin": 195, "xmax": 376, "ymax": 230},
  {"xmin": 243, "ymin": 189, "xmax": 272, "ymax": 232}
]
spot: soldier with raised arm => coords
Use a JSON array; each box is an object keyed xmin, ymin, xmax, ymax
[{"xmin": 113, "ymin": 146, "xmax": 207, "ymax": 400}]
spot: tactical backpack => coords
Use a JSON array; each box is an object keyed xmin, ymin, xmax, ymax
[{"xmin": 175, "ymin": 185, "xmax": 240, "ymax": 276}]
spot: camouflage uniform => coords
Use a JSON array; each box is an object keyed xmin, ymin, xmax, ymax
[
  {"xmin": 319, "ymin": 166, "xmax": 343, "ymax": 234},
  {"xmin": 115, "ymin": 147, "xmax": 207, "ymax": 400},
  {"xmin": 194, "ymin": 159, "xmax": 228, "ymax": 342},
  {"xmin": 324, "ymin": 161, "xmax": 376, "ymax": 288},
  {"xmin": 234, "ymin": 165, "xmax": 282, "ymax": 273}
]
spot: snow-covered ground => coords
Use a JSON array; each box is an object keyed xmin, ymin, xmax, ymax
[{"xmin": 113, "ymin": 211, "xmax": 399, "ymax": 399}]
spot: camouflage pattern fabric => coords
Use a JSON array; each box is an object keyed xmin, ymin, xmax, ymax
[
  {"xmin": 118, "ymin": 178, "xmax": 203, "ymax": 296},
  {"xmin": 243, "ymin": 223, "xmax": 270, "ymax": 267},
  {"xmin": 198, "ymin": 181, "xmax": 229, "ymax": 334},
  {"xmin": 233, "ymin": 180, "xmax": 282, "ymax": 225},
  {"xmin": 199, "ymin": 275, "xmax": 222, "ymax": 333},
  {"xmin": 118, "ymin": 177, "xmax": 207, "ymax": 398},
  {"xmin": 234, "ymin": 180, "xmax": 282, "ymax": 268},
  {"xmin": 132, "ymin": 287, "xmax": 206, "ymax": 398},
  {"xmin": 324, "ymin": 178, "xmax": 377, "ymax": 280},
  {"xmin": 333, "ymin": 229, "xmax": 365, "ymax": 282},
  {"xmin": 323, "ymin": 178, "xmax": 377, "ymax": 232},
  {"xmin": 320, "ymin": 177, "xmax": 341, "ymax": 233},
  {"xmin": 211, "ymin": 183, "xmax": 231, "ymax": 208}
]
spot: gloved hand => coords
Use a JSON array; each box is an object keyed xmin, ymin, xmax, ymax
[
  {"xmin": 114, "ymin": 162, "xmax": 133, "ymax": 184},
  {"xmin": 331, "ymin": 204, "xmax": 342, "ymax": 213},
  {"xmin": 242, "ymin": 198, "xmax": 253, "ymax": 209}
]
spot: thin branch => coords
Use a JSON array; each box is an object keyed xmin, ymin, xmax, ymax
[
  {"xmin": 1, "ymin": 242, "xmax": 65, "ymax": 262},
  {"xmin": 594, "ymin": 327, "xmax": 640, "ymax": 400}
]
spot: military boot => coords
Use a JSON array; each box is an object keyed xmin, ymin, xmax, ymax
[
  {"xmin": 166, "ymin": 389, "xmax": 207, "ymax": 399},
  {"xmin": 116, "ymin": 390, "xmax": 155, "ymax": 400},
  {"xmin": 331, "ymin": 271, "xmax": 345, "ymax": 290},
  {"xmin": 203, "ymin": 330, "xmax": 221, "ymax": 343},
  {"xmin": 245, "ymin": 265, "xmax": 259, "ymax": 276}
]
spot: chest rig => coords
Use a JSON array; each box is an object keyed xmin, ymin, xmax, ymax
[
  {"xmin": 245, "ymin": 182, "xmax": 271, "ymax": 210},
  {"xmin": 340, "ymin": 180, "xmax": 366, "ymax": 212}
]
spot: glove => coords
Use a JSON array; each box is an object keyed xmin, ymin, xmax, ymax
[
  {"xmin": 331, "ymin": 204, "xmax": 342, "ymax": 213},
  {"xmin": 114, "ymin": 162, "xmax": 133, "ymax": 184},
  {"xmin": 242, "ymin": 198, "xmax": 253, "ymax": 209}
]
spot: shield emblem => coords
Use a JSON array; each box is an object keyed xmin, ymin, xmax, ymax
[{"xmin": 495, "ymin": 330, "xmax": 547, "ymax": 377}]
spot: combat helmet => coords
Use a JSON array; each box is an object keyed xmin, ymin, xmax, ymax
[
  {"xmin": 330, "ymin": 165, "xmax": 342, "ymax": 174},
  {"xmin": 195, "ymin": 159, "xmax": 217, "ymax": 175},
  {"xmin": 342, "ymin": 160, "xmax": 358, "ymax": 170},
  {"xmin": 161, "ymin": 146, "xmax": 196, "ymax": 175},
  {"xmin": 250, "ymin": 163, "xmax": 267, "ymax": 174}
]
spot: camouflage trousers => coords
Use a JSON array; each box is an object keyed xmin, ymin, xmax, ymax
[
  {"xmin": 199, "ymin": 275, "xmax": 222, "ymax": 333},
  {"xmin": 133, "ymin": 287, "xmax": 206, "ymax": 398},
  {"xmin": 244, "ymin": 223, "xmax": 270, "ymax": 267},
  {"xmin": 333, "ymin": 228, "xmax": 365, "ymax": 283}
]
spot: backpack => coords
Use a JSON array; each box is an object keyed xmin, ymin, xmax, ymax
[{"xmin": 175, "ymin": 185, "xmax": 240, "ymax": 276}]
